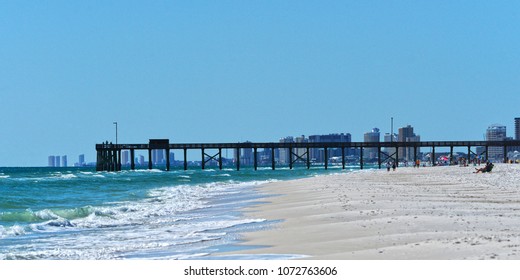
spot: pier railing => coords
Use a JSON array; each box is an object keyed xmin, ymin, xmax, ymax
[{"xmin": 96, "ymin": 139, "xmax": 520, "ymax": 171}]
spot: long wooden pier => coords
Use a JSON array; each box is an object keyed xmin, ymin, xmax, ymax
[{"xmin": 96, "ymin": 139, "xmax": 520, "ymax": 172}]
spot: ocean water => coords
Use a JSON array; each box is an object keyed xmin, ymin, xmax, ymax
[{"xmin": 0, "ymin": 165, "xmax": 361, "ymax": 260}]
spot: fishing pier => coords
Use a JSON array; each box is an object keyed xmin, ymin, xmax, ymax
[{"xmin": 96, "ymin": 139, "xmax": 520, "ymax": 172}]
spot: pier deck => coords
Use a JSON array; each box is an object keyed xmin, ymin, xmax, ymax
[{"xmin": 96, "ymin": 139, "xmax": 520, "ymax": 171}]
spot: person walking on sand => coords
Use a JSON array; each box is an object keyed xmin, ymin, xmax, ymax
[
  {"xmin": 392, "ymin": 161, "xmax": 396, "ymax": 171},
  {"xmin": 386, "ymin": 161, "xmax": 391, "ymax": 172}
]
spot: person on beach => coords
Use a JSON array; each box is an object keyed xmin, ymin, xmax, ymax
[
  {"xmin": 386, "ymin": 162, "xmax": 391, "ymax": 171},
  {"xmin": 474, "ymin": 161, "xmax": 494, "ymax": 173},
  {"xmin": 392, "ymin": 162, "xmax": 396, "ymax": 171}
]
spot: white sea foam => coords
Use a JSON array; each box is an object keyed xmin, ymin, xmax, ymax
[
  {"xmin": 59, "ymin": 174, "xmax": 77, "ymax": 179},
  {"xmin": 0, "ymin": 171, "xmax": 282, "ymax": 260},
  {"xmin": 193, "ymin": 219, "xmax": 266, "ymax": 232},
  {"xmin": 68, "ymin": 180, "xmax": 246, "ymax": 231},
  {"xmin": 212, "ymin": 173, "xmax": 231, "ymax": 177},
  {"xmin": 34, "ymin": 209, "xmax": 60, "ymax": 220},
  {"xmin": 130, "ymin": 169, "xmax": 164, "ymax": 173},
  {"xmin": 6, "ymin": 225, "xmax": 26, "ymax": 236}
]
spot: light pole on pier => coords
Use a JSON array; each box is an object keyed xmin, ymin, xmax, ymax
[{"xmin": 391, "ymin": 117, "xmax": 394, "ymax": 142}]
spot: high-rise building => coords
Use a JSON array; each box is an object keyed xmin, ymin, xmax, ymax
[
  {"xmin": 278, "ymin": 136, "xmax": 294, "ymax": 165},
  {"xmin": 405, "ymin": 135, "xmax": 420, "ymax": 162},
  {"xmin": 153, "ymin": 149, "xmax": 164, "ymax": 165},
  {"xmin": 510, "ymin": 118, "xmax": 520, "ymax": 156},
  {"xmin": 398, "ymin": 125, "xmax": 414, "ymax": 142},
  {"xmin": 383, "ymin": 133, "xmax": 397, "ymax": 156},
  {"xmin": 486, "ymin": 124, "xmax": 507, "ymax": 161},
  {"xmin": 139, "ymin": 155, "xmax": 145, "ymax": 166},
  {"xmin": 310, "ymin": 133, "xmax": 352, "ymax": 143},
  {"xmin": 241, "ymin": 142, "xmax": 253, "ymax": 165},
  {"xmin": 232, "ymin": 141, "xmax": 254, "ymax": 165},
  {"xmin": 79, "ymin": 154, "xmax": 85, "ymax": 166},
  {"xmin": 258, "ymin": 148, "xmax": 272, "ymax": 165},
  {"xmin": 308, "ymin": 133, "xmax": 351, "ymax": 162},
  {"xmin": 48, "ymin": 156, "xmax": 56, "ymax": 167},
  {"xmin": 233, "ymin": 147, "xmax": 239, "ymax": 163},
  {"xmin": 294, "ymin": 135, "xmax": 308, "ymax": 163},
  {"xmin": 122, "ymin": 151, "xmax": 129, "ymax": 166},
  {"xmin": 398, "ymin": 125, "xmax": 420, "ymax": 161},
  {"xmin": 384, "ymin": 133, "xmax": 397, "ymax": 142},
  {"xmin": 364, "ymin": 128, "xmax": 380, "ymax": 159},
  {"xmin": 55, "ymin": 156, "xmax": 61, "ymax": 167},
  {"xmin": 230, "ymin": 144, "xmax": 252, "ymax": 165},
  {"xmin": 61, "ymin": 156, "xmax": 67, "ymax": 167},
  {"xmin": 515, "ymin": 118, "xmax": 520, "ymax": 141}
]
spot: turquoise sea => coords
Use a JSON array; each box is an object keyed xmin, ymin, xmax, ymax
[{"xmin": 0, "ymin": 165, "xmax": 363, "ymax": 260}]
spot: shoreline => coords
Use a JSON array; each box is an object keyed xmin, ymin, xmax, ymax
[{"xmin": 228, "ymin": 164, "xmax": 520, "ymax": 259}]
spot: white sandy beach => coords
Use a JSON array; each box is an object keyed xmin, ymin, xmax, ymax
[{"xmin": 234, "ymin": 164, "xmax": 520, "ymax": 259}]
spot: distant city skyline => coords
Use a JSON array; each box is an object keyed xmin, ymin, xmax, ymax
[{"xmin": 48, "ymin": 119, "xmax": 520, "ymax": 167}]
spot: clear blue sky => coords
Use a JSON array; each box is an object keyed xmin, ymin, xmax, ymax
[{"xmin": 1, "ymin": 1, "xmax": 519, "ymax": 166}]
